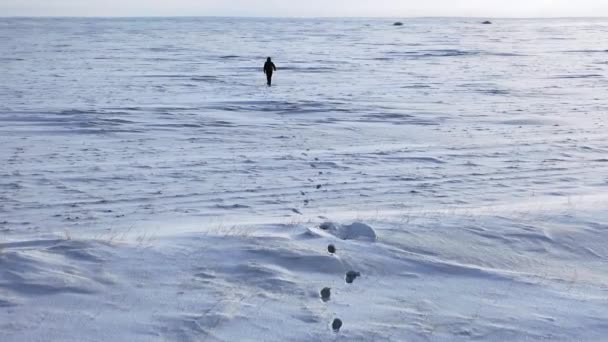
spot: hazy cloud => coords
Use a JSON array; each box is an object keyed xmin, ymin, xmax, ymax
[{"xmin": 2, "ymin": 0, "xmax": 607, "ymax": 17}]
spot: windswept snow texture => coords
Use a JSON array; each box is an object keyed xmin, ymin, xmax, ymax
[{"xmin": 1, "ymin": 17, "xmax": 608, "ymax": 341}]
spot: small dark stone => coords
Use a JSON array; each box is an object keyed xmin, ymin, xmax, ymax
[
  {"xmin": 482, "ymin": 20, "xmax": 492, "ymax": 24},
  {"xmin": 393, "ymin": 22, "xmax": 403, "ymax": 26},
  {"xmin": 327, "ymin": 244, "xmax": 336, "ymax": 254},
  {"xmin": 320, "ymin": 287, "xmax": 331, "ymax": 302},
  {"xmin": 345, "ymin": 271, "xmax": 361, "ymax": 284},
  {"xmin": 332, "ymin": 318, "xmax": 343, "ymax": 332},
  {"xmin": 316, "ymin": 184, "xmax": 322, "ymax": 189}
]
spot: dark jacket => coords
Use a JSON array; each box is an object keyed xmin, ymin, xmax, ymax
[{"xmin": 264, "ymin": 61, "xmax": 276, "ymax": 74}]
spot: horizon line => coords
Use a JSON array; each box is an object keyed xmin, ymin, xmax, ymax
[{"xmin": 2, "ymin": 15, "xmax": 608, "ymax": 20}]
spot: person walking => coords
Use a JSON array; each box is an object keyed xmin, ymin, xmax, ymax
[{"xmin": 264, "ymin": 57, "xmax": 277, "ymax": 86}]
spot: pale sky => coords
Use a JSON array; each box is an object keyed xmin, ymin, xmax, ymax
[{"xmin": 2, "ymin": 0, "xmax": 608, "ymax": 17}]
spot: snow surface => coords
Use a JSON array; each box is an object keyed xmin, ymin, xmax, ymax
[{"xmin": 1, "ymin": 17, "xmax": 608, "ymax": 341}]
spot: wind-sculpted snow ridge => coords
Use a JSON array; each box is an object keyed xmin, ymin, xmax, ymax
[{"xmin": 2, "ymin": 210, "xmax": 608, "ymax": 341}]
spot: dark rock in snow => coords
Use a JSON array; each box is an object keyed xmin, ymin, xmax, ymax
[
  {"xmin": 393, "ymin": 22, "xmax": 404, "ymax": 26},
  {"xmin": 332, "ymin": 318, "xmax": 343, "ymax": 332},
  {"xmin": 345, "ymin": 271, "xmax": 361, "ymax": 284},
  {"xmin": 327, "ymin": 244, "xmax": 336, "ymax": 254},
  {"xmin": 320, "ymin": 287, "xmax": 331, "ymax": 302},
  {"xmin": 482, "ymin": 21, "xmax": 492, "ymax": 24}
]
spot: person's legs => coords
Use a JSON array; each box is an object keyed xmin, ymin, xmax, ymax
[{"xmin": 266, "ymin": 73, "xmax": 272, "ymax": 86}]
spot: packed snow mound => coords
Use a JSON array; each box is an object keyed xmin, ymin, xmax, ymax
[
  {"xmin": 319, "ymin": 221, "xmax": 377, "ymax": 242},
  {"xmin": 0, "ymin": 239, "xmax": 114, "ymax": 305},
  {"xmin": 341, "ymin": 222, "xmax": 377, "ymax": 241}
]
